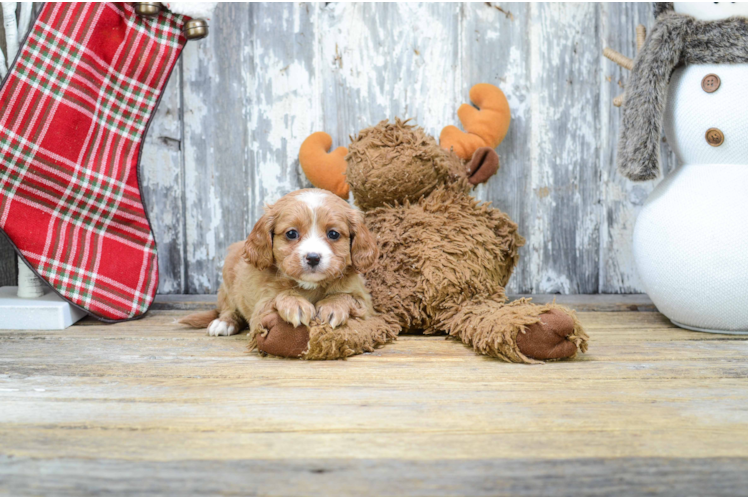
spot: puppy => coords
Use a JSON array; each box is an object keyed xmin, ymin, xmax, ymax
[{"xmin": 180, "ymin": 188, "xmax": 378, "ymax": 337}]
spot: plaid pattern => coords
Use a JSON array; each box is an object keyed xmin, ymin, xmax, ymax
[{"xmin": 0, "ymin": 3, "xmax": 187, "ymax": 321}]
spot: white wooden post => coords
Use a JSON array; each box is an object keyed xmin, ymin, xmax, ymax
[{"xmin": 16, "ymin": 256, "xmax": 46, "ymax": 298}]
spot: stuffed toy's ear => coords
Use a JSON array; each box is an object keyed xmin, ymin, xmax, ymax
[
  {"xmin": 466, "ymin": 147, "xmax": 500, "ymax": 185},
  {"xmin": 440, "ymin": 83, "xmax": 511, "ymax": 160},
  {"xmin": 299, "ymin": 132, "xmax": 350, "ymax": 199}
]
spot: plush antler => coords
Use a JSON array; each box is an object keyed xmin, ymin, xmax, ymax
[
  {"xmin": 439, "ymin": 83, "xmax": 511, "ymax": 161},
  {"xmin": 604, "ymin": 25, "xmax": 646, "ymax": 107},
  {"xmin": 299, "ymin": 132, "xmax": 349, "ymax": 199}
]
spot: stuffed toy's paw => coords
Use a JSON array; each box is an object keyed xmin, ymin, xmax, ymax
[
  {"xmin": 440, "ymin": 83, "xmax": 511, "ymax": 160},
  {"xmin": 299, "ymin": 132, "xmax": 349, "ymax": 199},
  {"xmin": 516, "ymin": 309, "xmax": 579, "ymax": 360},
  {"xmin": 257, "ymin": 312, "xmax": 310, "ymax": 358},
  {"xmin": 255, "ymin": 312, "xmax": 399, "ymax": 360}
]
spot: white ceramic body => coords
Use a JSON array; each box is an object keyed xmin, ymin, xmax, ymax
[{"xmin": 633, "ymin": 64, "xmax": 748, "ymax": 333}]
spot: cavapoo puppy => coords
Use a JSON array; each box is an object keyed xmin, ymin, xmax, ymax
[{"xmin": 180, "ymin": 188, "xmax": 378, "ymax": 339}]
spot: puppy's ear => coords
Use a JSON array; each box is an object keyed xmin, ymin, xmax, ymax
[
  {"xmin": 244, "ymin": 209, "xmax": 275, "ymax": 270},
  {"xmin": 348, "ymin": 209, "xmax": 378, "ymax": 273}
]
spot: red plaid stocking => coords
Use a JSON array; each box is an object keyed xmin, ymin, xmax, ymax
[{"xmin": 0, "ymin": 3, "xmax": 187, "ymax": 321}]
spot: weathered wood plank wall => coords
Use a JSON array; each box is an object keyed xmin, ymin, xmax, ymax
[{"xmin": 0, "ymin": 2, "xmax": 675, "ymax": 295}]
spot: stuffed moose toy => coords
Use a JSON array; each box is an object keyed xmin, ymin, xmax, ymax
[{"xmin": 253, "ymin": 84, "xmax": 589, "ymax": 363}]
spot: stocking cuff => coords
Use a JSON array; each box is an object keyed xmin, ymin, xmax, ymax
[{"xmin": 163, "ymin": 2, "xmax": 218, "ymax": 19}]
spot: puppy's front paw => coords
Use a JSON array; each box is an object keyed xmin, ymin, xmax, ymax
[
  {"xmin": 207, "ymin": 319, "xmax": 237, "ymax": 336},
  {"xmin": 275, "ymin": 295, "xmax": 316, "ymax": 327},
  {"xmin": 315, "ymin": 302, "xmax": 350, "ymax": 328}
]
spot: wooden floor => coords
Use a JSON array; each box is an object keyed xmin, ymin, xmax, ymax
[{"xmin": 2, "ymin": 295, "xmax": 748, "ymax": 496}]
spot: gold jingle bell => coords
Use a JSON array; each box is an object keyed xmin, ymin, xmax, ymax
[
  {"xmin": 133, "ymin": 2, "xmax": 161, "ymax": 17},
  {"xmin": 183, "ymin": 19, "xmax": 209, "ymax": 40}
]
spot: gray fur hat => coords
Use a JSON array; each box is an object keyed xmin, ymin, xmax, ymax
[
  {"xmin": 617, "ymin": 4, "xmax": 748, "ymax": 181},
  {"xmin": 653, "ymin": 2, "xmax": 673, "ymax": 18}
]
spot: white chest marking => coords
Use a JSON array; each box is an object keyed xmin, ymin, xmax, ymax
[{"xmin": 295, "ymin": 280, "xmax": 319, "ymax": 290}]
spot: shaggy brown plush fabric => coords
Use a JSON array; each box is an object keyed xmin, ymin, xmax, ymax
[
  {"xmin": 346, "ymin": 119, "xmax": 464, "ymax": 211},
  {"xmin": 250, "ymin": 312, "xmax": 398, "ymax": 360},
  {"xmin": 302, "ymin": 315, "xmax": 399, "ymax": 360},
  {"xmin": 363, "ymin": 182, "xmax": 523, "ymax": 333},
  {"xmin": 344, "ymin": 119, "xmax": 589, "ymax": 363},
  {"xmin": 441, "ymin": 298, "xmax": 587, "ymax": 363}
]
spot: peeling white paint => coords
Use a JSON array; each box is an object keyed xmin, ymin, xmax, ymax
[
  {"xmin": 597, "ymin": 2, "xmax": 664, "ymax": 293},
  {"xmin": 319, "ymin": 3, "xmax": 460, "ymax": 139},
  {"xmin": 539, "ymin": 270, "xmax": 572, "ymax": 295}
]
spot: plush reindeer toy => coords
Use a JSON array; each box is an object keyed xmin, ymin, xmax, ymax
[{"xmin": 254, "ymin": 84, "xmax": 589, "ymax": 363}]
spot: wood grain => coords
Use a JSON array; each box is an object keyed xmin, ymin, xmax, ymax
[
  {"xmin": 598, "ymin": 2, "xmax": 679, "ymax": 293},
  {"xmin": 140, "ymin": 62, "xmax": 185, "ymax": 294},
  {"xmin": 148, "ymin": 292, "xmax": 658, "ymax": 312},
  {"xmin": 2, "ymin": 309, "xmax": 748, "ymax": 494},
  {"xmin": 0, "ymin": 3, "xmax": 678, "ymax": 294},
  {"xmin": 0, "ymin": 231, "xmax": 15, "ymax": 286},
  {"xmin": 462, "ymin": 2, "xmax": 531, "ymax": 293},
  {"xmin": 528, "ymin": 3, "xmax": 601, "ymax": 293},
  {"xmin": 318, "ymin": 3, "xmax": 461, "ymax": 143},
  {"xmin": 181, "ymin": 3, "xmax": 253, "ymax": 294},
  {"xmin": 248, "ymin": 3, "xmax": 317, "ymax": 224},
  {"xmin": 3, "ymin": 457, "xmax": 747, "ymax": 496}
]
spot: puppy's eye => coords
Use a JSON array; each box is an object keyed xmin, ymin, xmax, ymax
[
  {"xmin": 327, "ymin": 230, "xmax": 340, "ymax": 241},
  {"xmin": 285, "ymin": 229, "xmax": 299, "ymax": 240}
]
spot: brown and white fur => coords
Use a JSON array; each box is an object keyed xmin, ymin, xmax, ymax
[{"xmin": 179, "ymin": 188, "xmax": 378, "ymax": 337}]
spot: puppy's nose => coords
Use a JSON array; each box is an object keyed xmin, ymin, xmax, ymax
[{"xmin": 305, "ymin": 253, "xmax": 321, "ymax": 268}]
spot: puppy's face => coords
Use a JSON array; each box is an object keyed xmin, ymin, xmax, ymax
[{"xmin": 244, "ymin": 189, "xmax": 377, "ymax": 285}]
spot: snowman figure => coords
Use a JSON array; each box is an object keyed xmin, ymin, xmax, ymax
[{"xmin": 614, "ymin": 2, "xmax": 748, "ymax": 333}]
